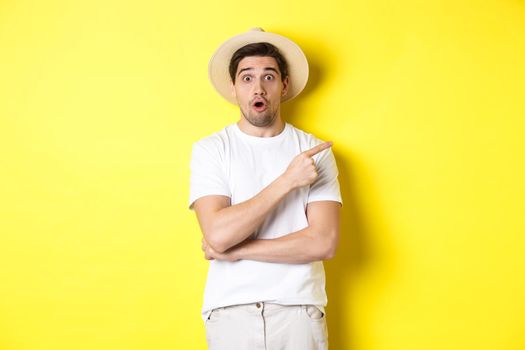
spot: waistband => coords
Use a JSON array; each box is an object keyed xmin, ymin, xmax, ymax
[{"xmin": 205, "ymin": 301, "xmax": 322, "ymax": 320}]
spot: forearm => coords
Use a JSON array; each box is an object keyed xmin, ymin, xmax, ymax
[
  {"xmin": 205, "ymin": 175, "xmax": 292, "ymax": 253},
  {"xmin": 230, "ymin": 226, "xmax": 337, "ymax": 264},
  {"xmin": 196, "ymin": 142, "xmax": 334, "ymax": 254}
]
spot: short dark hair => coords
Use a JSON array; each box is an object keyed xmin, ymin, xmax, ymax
[{"xmin": 229, "ymin": 42, "xmax": 288, "ymax": 84}]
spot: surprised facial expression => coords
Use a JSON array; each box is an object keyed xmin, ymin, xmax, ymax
[{"xmin": 231, "ymin": 56, "xmax": 289, "ymax": 128}]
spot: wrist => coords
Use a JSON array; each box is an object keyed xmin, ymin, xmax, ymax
[
  {"xmin": 231, "ymin": 246, "xmax": 243, "ymax": 261},
  {"xmin": 276, "ymin": 173, "xmax": 295, "ymax": 193},
  {"xmin": 229, "ymin": 242, "xmax": 247, "ymax": 261},
  {"xmin": 234, "ymin": 238, "xmax": 257, "ymax": 261}
]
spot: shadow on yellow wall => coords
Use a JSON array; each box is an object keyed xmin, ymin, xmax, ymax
[{"xmin": 281, "ymin": 47, "xmax": 382, "ymax": 348}]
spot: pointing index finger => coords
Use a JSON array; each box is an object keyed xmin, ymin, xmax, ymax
[{"xmin": 303, "ymin": 141, "xmax": 333, "ymax": 157}]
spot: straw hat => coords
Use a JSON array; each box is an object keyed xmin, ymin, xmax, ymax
[{"xmin": 208, "ymin": 27, "xmax": 309, "ymax": 105}]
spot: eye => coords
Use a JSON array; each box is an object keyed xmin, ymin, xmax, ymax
[
  {"xmin": 264, "ymin": 74, "xmax": 274, "ymax": 81},
  {"xmin": 242, "ymin": 75, "xmax": 252, "ymax": 82}
]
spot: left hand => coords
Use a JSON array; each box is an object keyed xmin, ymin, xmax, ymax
[{"xmin": 201, "ymin": 237, "xmax": 239, "ymax": 262}]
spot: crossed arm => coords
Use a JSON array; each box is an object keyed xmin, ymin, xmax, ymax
[
  {"xmin": 198, "ymin": 199, "xmax": 340, "ymax": 264},
  {"xmin": 192, "ymin": 142, "xmax": 341, "ymax": 264}
]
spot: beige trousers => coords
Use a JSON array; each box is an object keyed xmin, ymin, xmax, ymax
[{"xmin": 204, "ymin": 302, "xmax": 328, "ymax": 350}]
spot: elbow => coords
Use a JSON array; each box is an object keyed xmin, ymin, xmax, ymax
[
  {"xmin": 319, "ymin": 230, "xmax": 339, "ymax": 260},
  {"xmin": 205, "ymin": 236, "xmax": 227, "ymax": 254},
  {"xmin": 204, "ymin": 230, "xmax": 230, "ymax": 254},
  {"xmin": 323, "ymin": 246, "xmax": 337, "ymax": 260},
  {"xmin": 321, "ymin": 244, "xmax": 337, "ymax": 260}
]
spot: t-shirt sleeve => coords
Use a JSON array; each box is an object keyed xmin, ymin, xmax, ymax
[
  {"xmin": 188, "ymin": 141, "xmax": 231, "ymax": 210},
  {"xmin": 308, "ymin": 146, "xmax": 343, "ymax": 205}
]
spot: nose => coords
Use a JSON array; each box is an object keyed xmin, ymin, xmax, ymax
[{"xmin": 253, "ymin": 78, "xmax": 266, "ymax": 96}]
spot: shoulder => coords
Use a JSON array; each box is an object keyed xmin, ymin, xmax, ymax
[
  {"xmin": 192, "ymin": 124, "xmax": 235, "ymax": 155},
  {"xmin": 287, "ymin": 123, "xmax": 326, "ymax": 147}
]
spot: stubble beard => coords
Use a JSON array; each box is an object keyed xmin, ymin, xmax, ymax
[{"xmin": 240, "ymin": 105, "xmax": 278, "ymax": 128}]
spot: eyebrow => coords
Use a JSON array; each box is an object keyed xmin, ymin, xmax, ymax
[{"xmin": 237, "ymin": 67, "xmax": 280, "ymax": 76}]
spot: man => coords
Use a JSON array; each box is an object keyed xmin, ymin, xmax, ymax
[{"xmin": 189, "ymin": 28, "xmax": 342, "ymax": 350}]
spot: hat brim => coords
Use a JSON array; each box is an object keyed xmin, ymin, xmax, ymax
[{"xmin": 208, "ymin": 30, "xmax": 309, "ymax": 105}]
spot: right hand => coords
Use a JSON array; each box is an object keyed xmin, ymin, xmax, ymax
[{"xmin": 282, "ymin": 142, "xmax": 333, "ymax": 190}]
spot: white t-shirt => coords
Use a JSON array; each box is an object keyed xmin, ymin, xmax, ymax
[{"xmin": 189, "ymin": 122, "xmax": 342, "ymax": 322}]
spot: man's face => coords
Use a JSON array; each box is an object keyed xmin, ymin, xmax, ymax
[{"xmin": 231, "ymin": 56, "xmax": 289, "ymax": 128}]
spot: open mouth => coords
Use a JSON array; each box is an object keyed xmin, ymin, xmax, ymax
[{"xmin": 252, "ymin": 99, "xmax": 267, "ymax": 112}]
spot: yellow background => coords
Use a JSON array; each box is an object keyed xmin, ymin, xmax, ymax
[{"xmin": 1, "ymin": 0, "xmax": 524, "ymax": 349}]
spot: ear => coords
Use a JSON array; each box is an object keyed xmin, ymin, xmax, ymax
[
  {"xmin": 230, "ymin": 80, "xmax": 236, "ymax": 99},
  {"xmin": 281, "ymin": 76, "xmax": 289, "ymax": 97}
]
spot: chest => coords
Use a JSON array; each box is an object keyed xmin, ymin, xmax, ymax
[{"xmin": 226, "ymin": 142, "xmax": 300, "ymax": 204}]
